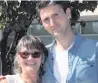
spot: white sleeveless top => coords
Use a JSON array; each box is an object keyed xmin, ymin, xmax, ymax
[{"xmin": 5, "ymin": 74, "xmax": 24, "ymax": 83}]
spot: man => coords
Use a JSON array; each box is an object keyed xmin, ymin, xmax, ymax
[{"xmin": 37, "ymin": 1, "xmax": 98, "ymax": 83}]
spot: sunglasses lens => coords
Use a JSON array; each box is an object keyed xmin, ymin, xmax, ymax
[
  {"xmin": 19, "ymin": 52, "xmax": 29, "ymax": 59},
  {"xmin": 19, "ymin": 52, "xmax": 42, "ymax": 59},
  {"xmin": 32, "ymin": 52, "xmax": 41, "ymax": 58}
]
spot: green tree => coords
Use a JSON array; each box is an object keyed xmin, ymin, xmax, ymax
[{"xmin": 0, "ymin": 1, "xmax": 37, "ymax": 75}]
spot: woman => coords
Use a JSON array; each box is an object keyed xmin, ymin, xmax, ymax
[{"xmin": 0, "ymin": 35, "xmax": 48, "ymax": 83}]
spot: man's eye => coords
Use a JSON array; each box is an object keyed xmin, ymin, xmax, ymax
[
  {"xmin": 43, "ymin": 18, "xmax": 49, "ymax": 22},
  {"xmin": 53, "ymin": 13, "xmax": 59, "ymax": 17}
]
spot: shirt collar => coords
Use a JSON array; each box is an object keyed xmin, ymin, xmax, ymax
[{"xmin": 49, "ymin": 33, "xmax": 84, "ymax": 52}]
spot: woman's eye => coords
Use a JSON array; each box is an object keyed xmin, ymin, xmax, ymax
[{"xmin": 24, "ymin": 52, "xmax": 29, "ymax": 56}]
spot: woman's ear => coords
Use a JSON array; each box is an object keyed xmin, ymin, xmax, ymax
[{"xmin": 66, "ymin": 8, "xmax": 71, "ymax": 19}]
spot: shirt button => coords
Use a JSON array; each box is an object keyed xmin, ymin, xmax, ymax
[
  {"xmin": 66, "ymin": 80, "xmax": 69, "ymax": 83},
  {"xmin": 69, "ymin": 56, "xmax": 71, "ymax": 58},
  {"xmin": 77, "ymin": 77, "xmax": 82, "ymax": 82}
]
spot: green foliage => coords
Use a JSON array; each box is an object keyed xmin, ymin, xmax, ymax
[
  {"xmin": 70, "ymin": 1, "xmax": 98, "ymax": 25},
  {"xmin": 0, "ymin": 1, "xmax": 37, "ymax": 31},
  {"xmin": 0, "ymin": 1, "xmax": 97, "ymax": 30},
  {"xmin": 0, "ymin": 1, "xmax": 37, "ymax": 75}
]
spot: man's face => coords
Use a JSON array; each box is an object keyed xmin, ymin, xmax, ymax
[{"xmin": 39, "ymin": 4, "xmax": 71, "ymax": 37}]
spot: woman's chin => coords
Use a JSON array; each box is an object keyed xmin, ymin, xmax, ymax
[{"xmin": 26, "ymin": 66, "xmax": 38, "ymax": 74}]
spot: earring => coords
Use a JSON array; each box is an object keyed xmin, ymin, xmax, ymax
[{"xmin": 68, "ymin": 15, "xmax": 71, "ymax": 19}]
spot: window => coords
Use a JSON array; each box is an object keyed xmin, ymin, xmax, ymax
[
  {"xmin": 27, "ymin": 23, "xmax": 53, "ymax": 45},
  {"xmin": 27, "ymin": 24, "xmax": 50, "ymax": 36},
  {"xmin": 81, "ymin": 21, "xmax": 98, "ymax": 34},
  {"xmin": 73, "ymin": 21, "xmax": 98, "ymax": 40},
  {"xmin": 27, "ymin": 19, "xmax": 98, "ymax": 45}
]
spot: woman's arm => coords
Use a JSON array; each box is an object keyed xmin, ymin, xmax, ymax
[
  {"xmin": 0, "ymin": 76, "xmax": 5, "ymax": 80},
  {"xmin": 0, "ymin": 78, "xmax": 7, "ymax": 83}
]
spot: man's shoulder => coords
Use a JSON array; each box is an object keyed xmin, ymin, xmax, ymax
[
  {"xmin": 76, "ymin": 33, "xmax": 98, "ymax": 43},
  {"xmin": 83, "ymin": 37, "xmax": 98, "ymax": 44},
  {"xmin": 79, "ymin": 36, "xmax": 98, "ymax": 52}
]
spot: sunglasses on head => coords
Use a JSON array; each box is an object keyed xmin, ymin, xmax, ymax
[{"xmin": 19, "ymin": 51, "xmax": 42, "ymax": 59}]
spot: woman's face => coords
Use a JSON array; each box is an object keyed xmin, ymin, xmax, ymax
[{"xmin": 17, "ymin": 46, "xmax": 43, "ymax": 75}]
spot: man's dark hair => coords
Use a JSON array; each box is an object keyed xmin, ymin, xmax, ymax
[
  {"xmin": 36, "ymin": 1, "xmax": 80, "ymax": 26},
  {"xmin": 37, "ymin": 1, "xmax": 71, "ymax": 12}
]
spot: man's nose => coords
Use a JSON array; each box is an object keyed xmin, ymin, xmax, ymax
[{"xmin": 50, "ymin": 18, "xmax": 56, "ymax": 27}]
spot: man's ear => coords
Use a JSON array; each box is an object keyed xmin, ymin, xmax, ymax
[{"xmin": 66, "ymin": 8, "xmax": 71, "ymax": 19}]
